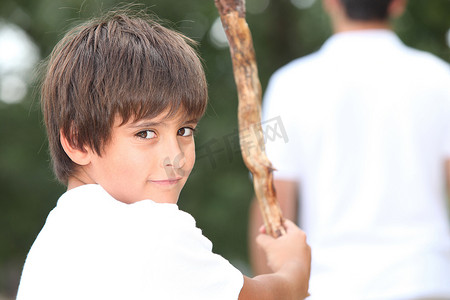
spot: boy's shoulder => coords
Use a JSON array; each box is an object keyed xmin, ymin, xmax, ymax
[
  {"xmin": 56, "ymin": 184, "xmax": 191, "ymax": 225},
  {"xmin": 18, "ymin": 185, "xmax": 244, "ymax": 300}
]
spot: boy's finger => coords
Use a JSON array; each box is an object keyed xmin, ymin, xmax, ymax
[
  {"xmin": 283, "ymin": 219, "xmax": 296, "ymax": 230},
  {"xmin": 259, "ymin": 225, "xmax": 266, "ymax": 234},
  {"xmin": 256, "ymin": 233, "xmax": 274, "ymax": 249}
]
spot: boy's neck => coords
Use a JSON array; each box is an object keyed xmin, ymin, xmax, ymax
[{"xmin": 67, "ymin": 173, "xmax": 93, "ymax": 191}]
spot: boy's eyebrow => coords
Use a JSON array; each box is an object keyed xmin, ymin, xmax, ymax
[
  {"xmin": 181, "ymin": 119, "xmax": 199, "ymax": 125},
  {"xmin": 128, "ymin": 119, "xmax": 199, "ymax": 128},
  {"xmin": 128, "ymin": 121, "xmax": 162, "ymax": 128}
]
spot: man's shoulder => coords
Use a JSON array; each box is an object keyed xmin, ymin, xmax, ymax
[
  {"xmin": 399, "ymin": 44, "xmax": 450, "ymax": 76},
  {"xmin": 278, "ymin": 51, "xmax": 323, "ymax": 72},
  {"xmin": 270, "ymin": 51, "xmax": 325, "ymax": 85}
]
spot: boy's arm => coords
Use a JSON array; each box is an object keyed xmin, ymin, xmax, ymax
[
  {"xmin": 249, "ymin": 180, "xmax": 299, "ymax": 275},
  {"xmin": 240, "ymin": 220, "xmax": 311, "ymax": 300}
]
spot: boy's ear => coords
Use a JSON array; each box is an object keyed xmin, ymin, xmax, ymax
[{"xmin": 60, "ymin": 130, "xmax": 92, "ymax": 166}]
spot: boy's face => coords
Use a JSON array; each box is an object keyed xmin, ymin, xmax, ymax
[{"xmin": 79, "ymin": 112, "xmax": 197, "ymax": 204}]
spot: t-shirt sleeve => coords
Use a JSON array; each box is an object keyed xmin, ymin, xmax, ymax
[
  {"xmin": 142, "ymin": 205, "xmax": 244, "ymax": 300},
  {"xmin": 261, "ymin": 71, "xmax": 302, "ymax": 181},
  {"xmin": 441, "ymin": 66, "xmax": 450, "ymax": 158},
  {"xmin": 444, "ymin": 94, "xmax": 450, "ymax": 158},
  {"xmin": 444, "ymin": 118, "xmax": 450, "ymax": 158}
]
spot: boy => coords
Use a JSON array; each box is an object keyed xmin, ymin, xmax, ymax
[{"xmin": 16, "ymin": 11, "xmax": 311, "ymax": 300}]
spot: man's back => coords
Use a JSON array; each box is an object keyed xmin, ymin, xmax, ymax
[{"xmin": 263, "ymin": 29, "xmax": 450, "ymax": 299}]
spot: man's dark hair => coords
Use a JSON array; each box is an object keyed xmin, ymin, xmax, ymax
[{"xmin": 340, "ymin": 0, "xmax": 393, "ymax": 20}]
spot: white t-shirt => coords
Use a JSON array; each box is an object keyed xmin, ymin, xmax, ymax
[
  {"xmin": 263, "ymin": 30, "xmax": 450, "ymax": 299},
  {"xmin": 17, "ymin": 184, "xmax": 244, "ymax": 300}
]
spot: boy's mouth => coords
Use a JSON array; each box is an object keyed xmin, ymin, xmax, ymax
[{"xmin": 150, "ymin": 178, "xmax": 182, "ymax": 186}]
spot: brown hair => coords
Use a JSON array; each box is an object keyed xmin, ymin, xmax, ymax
[{"xmin": 41, "ymin": 10, "xmax": 208, "ymax": 184}]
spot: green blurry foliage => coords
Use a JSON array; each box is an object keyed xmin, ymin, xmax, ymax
[{"xmin": 0, "ymin": 0, "xmax": 449, "ymax": 297}]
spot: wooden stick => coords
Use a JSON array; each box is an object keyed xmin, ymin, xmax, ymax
[{"xmin": 214, "ymin": 0, "xmax": 285, "ymax": 237}]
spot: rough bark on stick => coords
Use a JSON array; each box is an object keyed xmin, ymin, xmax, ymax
[{"xmin": 215, "ymin": 0, "xmax": 285, "ymax": 238}]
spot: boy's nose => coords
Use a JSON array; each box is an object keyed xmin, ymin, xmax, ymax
[
  {"xmin": 160, "ymin": 139, "xmax": 185, "ymax": 170},
  {"xmin": 163, "ymin": 152, "xmax": 186, "ymax": 169},
  {"xmin": 162, "ymin": 151, "xmax": 186, "ymax": 179}
]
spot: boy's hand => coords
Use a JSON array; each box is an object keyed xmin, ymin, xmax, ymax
[
  {"xmin": 256, "ymin": 219, "xmax": 311, "ymax": 298},
  {"xmin": 257, "ymin": 219, "xmax": 311, "ymax": 273},
  {"xmin": 239, "ymin": 220, "xmax": 310, "ymax": 300}
]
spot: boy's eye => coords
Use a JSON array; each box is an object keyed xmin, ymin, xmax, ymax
[
  {"xmin": 178, "ymin": 127, "xmax": 195, "ymax": 137},
  {"xmin": 136, "ymin": 130, "xmax": 157, "ymax": 139}
]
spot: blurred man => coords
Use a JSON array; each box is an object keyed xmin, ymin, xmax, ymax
[{"xmin": 249, "ymin": 0, "xmax": 450, "ymax": 299}]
